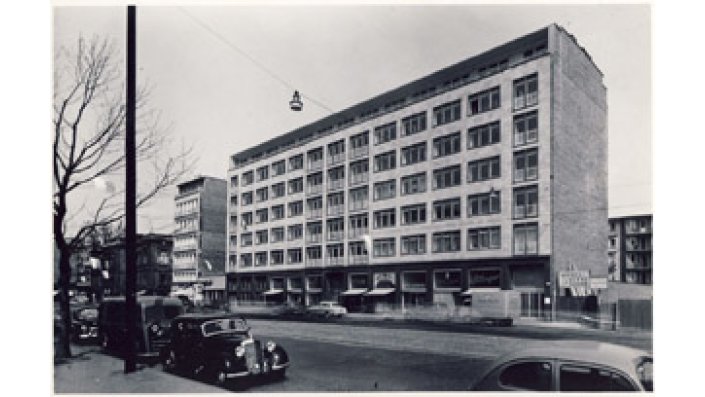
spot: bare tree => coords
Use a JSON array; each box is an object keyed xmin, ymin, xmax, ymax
[{"xmin": 53, "ymin": 36, "xmax": 192, "ymax": 359}]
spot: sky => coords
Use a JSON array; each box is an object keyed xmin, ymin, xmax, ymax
[{"xmin": 53, "ymin": 3, "xmax": 652, "ymax": 234}]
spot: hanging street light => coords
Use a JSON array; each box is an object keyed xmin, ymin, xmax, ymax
[{"xmin": 290, "ymin": 90, "xmax": 303, "ymax": 111}]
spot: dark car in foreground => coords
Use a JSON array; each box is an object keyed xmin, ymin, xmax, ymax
[
  {"xmin": 471, "ymin": 340, "xmax": 653, "ymax": 392},
  {"xmin": 71, "ymin": 305, "xmax": 99, "ymax": 343},
  {"xmin": 161, "ymin": 313, "xmax": 289, "ymax": 385}
]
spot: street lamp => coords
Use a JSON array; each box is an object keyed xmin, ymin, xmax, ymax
[{"xmin": 289, "ymin": 90, "xmax": 303, "ymax": 111}]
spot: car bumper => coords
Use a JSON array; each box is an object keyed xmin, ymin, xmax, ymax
[{"xmin": 224, "ymin": 362, "xmax": 289, "ymax": 379}]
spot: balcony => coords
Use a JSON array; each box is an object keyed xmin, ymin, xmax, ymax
[
  {"xmin": 327, "ymin": 179, "xmax": 345, "ymax": 191},
  {"xmin": 306, "ymin": 259, "xmax": 323, "ymax": 267},
  {"xmin": 306, "ymin": 209, "xmax": 322, "ymax": 219},
  {"xmin": 349, "ymin": 201, "xmax": 368, "ymax": 213},
  {"xmin": 327, "ymin": 153, "xmax": 345, "ymax": 166},
  {"xmin": 307, "ymin": 185, "xmax": 323, "ymax": 195},
  {"xmin": 327, "ymin": 205, "xmax": 345, "ymax": 217},
  {"xmin": 349, "ymin": 173, "xmax": 369, "ymax": 187},
  {"xmin": 349, "ymin": 146, "xmax": 369, "ymax": 160},
  {"xmin": 307, "ymin": 160, "xmax": 323, "ymax": 172},
  {"xmin": 327, "ymin": 230, "xmax": 344, "ymax": 241},
  {"xmin": 348, "ymin": 228, "xmax": 368, "ymax": 239},
  {"xmin": 306, "ymin": 234, "xmax": 322, "ymax": 244},
  {"xmin": 326, "ymin": 257, "xmax": 345, "ymax": 266},
  {"xmin": 348, "ymin": 255, "xmax": 369, "ymax": 265}
]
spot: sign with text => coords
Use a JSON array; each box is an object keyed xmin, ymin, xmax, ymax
[
  {"xmin": 589, "ymin": 277, "xmax": 608, "ymax": 290},
  {"xmin": 558, "ymin": 270, "xmax": 590, "ymax": 288}
]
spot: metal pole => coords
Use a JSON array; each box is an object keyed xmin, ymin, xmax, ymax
[{"xmin": 124, "ymin": 4, "xmax": 138, "ymax": 374}]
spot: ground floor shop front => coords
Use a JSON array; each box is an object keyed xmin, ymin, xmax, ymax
[{"xmin": 227, "ymin": 257, "xmax": 556, "ymax": 318}]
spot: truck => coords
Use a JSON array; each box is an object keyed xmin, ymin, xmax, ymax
[{"xmin": 458, "ymin": 290, "xmax": 521, "ymax": 326}]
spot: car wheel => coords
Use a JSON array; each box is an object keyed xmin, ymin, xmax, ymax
[
  {"xmin": 215, "ymin": 369, "xmax": 227, "ymax": 385},
  {"xmin": 163, "ymin": 349, "xmax": 178, "ymax": 372}
]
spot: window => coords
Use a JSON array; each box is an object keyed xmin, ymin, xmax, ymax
[
  {"xmin": 468, "ymin": 191, "xmax": 501, "ymax": 216},
  {"xmin": 432, "ymin": 231, "xmax": 461, "ymax": 252},
  {"xmin": 468, "ymin": 156, "xmax": 501, "ymax": 183},
  {"xmin": 514, "ymin": 223, "xmax": 538, "ymax": 255},
  {"xmin": 401, "ymin": 235, "xmax": 426, "ymax": 255},
  {"xmin": 326, "ymin": 243, "xmax": 344, "ymax": 260},
  {"xmin": 271, "ymin": 182, "xmax": 285, "ymax": 198},
  {"xmin": 239, "ymin": 253, "xmax": 252, "ymax": 267},
  {"xmin": 326, "ymin": 192, "xmax": 345, "ymax": 216},
  {"xmin": 307, "ymin": 172, "xmax": 323, "ymax": 194},
  {"xmin": 256, "ymin": 165, "xmax": 269, "ymax": 181},
  {"xmin": 374, "ymin": 150, "xmax": 396, "ymax": 172},
  {"xmin": 327, "ymin": 139, "xmax": 345, "ymax": 165},
  {"xmin": 241, "ymin": 212, "xmax": 253, "ymax": 227},
  {"xmin": 349, "ymin": 241, "xmax": 368, "ymax": 257},
  {"xmin": 241, "ymin": 191, "xmax": 253, "ymax": 206},
  {"xmin": 255, "ymin": 252, "xmax": 267, "ymax": 266},
  {"xmin": 287, "ymin": 224, "xmax": 303, "ymax": 241},
  {"xmin": 373, "ymin": 208, "xmax": 396, "ymax": 229},
  {"xmin": 513, "ymin": 185, "xmax": 538, "ymax": 219},
  {"xmin": 255, "ymin": 230, "xmax": 268, "ymax": 245},
  {"xmin": 498, "ymin": 361, "xmax": 552, "ymax": 391},
  {"xmin": 306, "ymin": 246, "xmax": 322, "ymax": 261},
  {"xmin": 255, "ymin": 208, "xmax": 268, "ymax": 223},
  {"xmin": 373, "ymin": 179, "xmax": 396, "ymax": 201},
  {"xmin": 242, "ymin": 171, "xmax": 254, "ymax": 186},
  {"xmin": 271, "ymin": 204, "xmax": 285, "ymax": 220},
  {"xmin": 433, "ymin": 131, "xmax": 461, "ymax": 158},
  {"xmin": 513, "ymin": 73, "xmax": 538, "ymax": 110},
  {"xmin": 559, "ymin": 364, "xmax": 635, "ymax": 392},
  {"xmin": 402, "ymin": 111, "xmax": 427, "ymax": 136},
  {"xmin": 306, "ymin": 221, "xmax": 323, "ymax": 243},
  {"xmin": 373, "ymin": 238, "xmax": 396, "ymax": 257},
  {"xmin": 349, "ymin": 159, "xmax": 369, "ymax": 186},
  {"xmin": 326, "ymin": 218, "xmax": 345, "ymax": 241},
  {"xmin": 468, "ymin": 86, "xmax": 500, "ymax": 115},
  {"xmin": 349, "ymin": 186, "xmax": 369, "ymax": 212},
  {"xmin": 374, "ymin": 122, "xmax": 397, "ymax": 145},
  {"xmin": 513, "ymin": 149, "xmax": 538, "ymax": 182},
  {"xmin": 288, "ymin": 200, "xmax": 303, "ymax": 217},
  {"xmin": 433, "ymin": 269, "xmax": 461, "ymax": 288},
  {"xmin": 401, "ymin": 204, "xmax": 426, "ymax": 225},
  {"xmin": 514, "ymin": 111, "xmax": 538, "ymax": 146},
  {"xmin": 256, "ymin": 187, "xmax": 268, "ymax": 202},
  {"xmin": 350, "ymin": 131, "xmax": 369, "ymax": 159},
  {"xmin": 433, "ymin": 99, "xmax": 461, "ymax": 126},
  {"xmin": 306, "ymin": 196, "xmax": 323, "ymax": 218},
  {"xmin": 270, "ymin": 250, "xmax": 284, "ymax": 265},
  {"xmin": 289, "ymin": 154, "xmax": 303, "ymax": 171},
  {"xmin": 468, "ymin": 227, "xmax": 501, "ymax": 250},
  {"xmin": 468, "ymin": 121, "xmax": 501, "ymax": 149},
  {"xmin": 288, "ymin": 177, "xmax": 303, "ymax": 194},
  {"xmin": 433, "ymin": 198, "xmax": 462, "ymax": 221},
  {"xmin": 230, "ymin": 175, "xmax": 239, "ymax": 188},
  {"xmin": 433, "ymin": 165, "xmax": 461, "ymax": 189},
  {"xmin": 327, "ymin": 166, "xmax": 345, "ymax": 191},
  {"xmin": 240, "ymin": 232, "xmax": 252, "ymax": 247},
  {"xmin": 272, "ymin": 160, "xmax": 286, "ymax": 176},
  {"xmin": 287, "ymin": 248, "xmax": 302, "ymax": 264},
  {"xmin": 307, "ymin": 147, "xmax": 324, "ymax": 170},
  {"xmin": 401, "ymin": 172, "xmax": 426, "ymax": 195},
  {"xmin": 349, "ymin": 214, "xmax": 369, "ymax": 238},
  {"xmin": 401, "ymin": 141, "xmax": 427, "ymax": 166}
]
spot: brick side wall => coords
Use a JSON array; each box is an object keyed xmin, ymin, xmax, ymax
[
  {"xmin": 200, "ymin": 178, "xmax": 227, "ymax": 275},
  {"xmin": 550, "ymin": 26, "xmax": 608, "ymax": 280}
]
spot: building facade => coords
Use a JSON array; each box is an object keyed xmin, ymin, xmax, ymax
[
  {"xmin": 608, "ymin": 215, "xmax": 652, "ymax": 285},
  {"xmin": 173, "ymin": 176, "xmax": 228, "ymax": 304},
  {"xmin": 226, "ymin": 25, "xmax": 607, "ymax": 318}
]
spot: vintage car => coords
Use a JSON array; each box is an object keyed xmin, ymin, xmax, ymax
[
  {"xmin": 306, "ymin": 301, "xmax": 347, "ymax": 318},
  {"xmin": 470, "ymin": 340, "xmax": 653, "ymax": 392},
  {"xmin": 161, "ymin": 313, "xmax": 289, "ymax": 385},
  {"xmin": 70, "ymin": 305, "xmax": 99, "ymax": 342}
]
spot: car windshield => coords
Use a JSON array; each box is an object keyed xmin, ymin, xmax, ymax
[{"xmin": 201, "ymin": 318, "xmax": 249, "ymax": 336}]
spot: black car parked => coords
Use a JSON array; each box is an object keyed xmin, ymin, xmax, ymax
[
  {"xmin": 161, "ymin": 313, "xmax": 289, "ymax": 385},
  {"xmin": 71, "ymin": 305, "xmax": 99, "ymax": 343}
]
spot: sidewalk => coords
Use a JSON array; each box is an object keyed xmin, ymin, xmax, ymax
[{"xmin": 54, "ymin": 346, "xmax": 223, "ymax": 394}]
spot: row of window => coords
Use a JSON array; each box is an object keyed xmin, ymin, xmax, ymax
[
  {"xmin": 236, "ymin": 74, "xmax": 539, "ymax": 187},
  {"xmin": 237, "ymin": 185, "xmax": 538, "ymax": 233},
  {"xmin": 238, "ymin": 148, "xmax": 538, "ymax": 208},
  {"xmin": 237, "ymin": 223, "xmax": 539, "ymax": 266}
]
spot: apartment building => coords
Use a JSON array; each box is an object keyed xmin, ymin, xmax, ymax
[
  {"xmin": 173, "ymin": 176, "xmax": 228, "ymax": 303},
  {"xmin": 226, "ymin": 24, "xmax": 607, "ymax": 318},
  {"xmin": 608, "ymin": 215, "xmax": 652, "ymax": 285}
]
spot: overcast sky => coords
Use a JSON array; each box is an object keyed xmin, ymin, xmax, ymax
[{"xmin": 53, "ymin": 3, "xmax": 651, "ymax": 234}]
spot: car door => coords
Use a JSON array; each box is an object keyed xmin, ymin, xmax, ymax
[{"xmin": 475, "ymin": 359, "xmax": 556, "ymax": 392}]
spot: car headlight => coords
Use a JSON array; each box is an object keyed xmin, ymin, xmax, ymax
[
  {"xmin": 150, "ymin": 323, "xmax": 160, "ymax": 334},
  {"xmin": 224, "ymin": 359, "xmax": 232, "ymax": 368},
  {"xmin": 266, "ymin": 340, "xmax": 277, "ymax": 352},
  {"xmin": 235, "ymin": 345, "xmax": 245, "ymax": 358}
]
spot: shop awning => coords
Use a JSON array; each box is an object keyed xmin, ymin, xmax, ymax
[
  {"xmin": 340, "ymin": 289, "xmax": 367, "ymax": 296},
  {"xmin": 460, "ymin": 288, "xmax": 501, "ymax": 296},
  {"xmin": 263, "ymin": 289, "xmax": 284, "ymax": 296},
  {"xmin": 364, "ymin": 288, "xmax": 395, "ymax": 296}
]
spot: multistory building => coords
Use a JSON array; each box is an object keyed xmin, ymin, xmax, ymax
[
  {"xmin": 608, "ymin": 215, "xmax": 652, "ymax": 285},
  {"xmin": 226, "ymin": 24, "xmax": 607, "ymax": 318}
]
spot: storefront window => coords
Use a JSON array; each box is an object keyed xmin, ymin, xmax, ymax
[
  {"xmin": 468, "ymin": 269, "xmax": 501, "ymax": 288},
  {"xmin": 433, "ymin": 270, "xmax": 461, "ymax": 289}
]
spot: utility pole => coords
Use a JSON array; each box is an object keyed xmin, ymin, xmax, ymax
[{"xmin": 124, "ymin": 4, "xmax": 138, "ymax": 374}]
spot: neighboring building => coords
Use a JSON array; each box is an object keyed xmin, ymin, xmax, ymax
[
  {"xmin": 226, "ymin": 24, "xmax": 607, "ymax": 318},
  {"xmin": 173, "ymin": 176, "xmax": 228, "ymax": 304},
  {"xmin": 608, "ymin": 215, "xmax": 652, "ymax": 285},
  {"xmin": 91, "ymin": 233, "xmax": 174, "ymax": 297}
]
